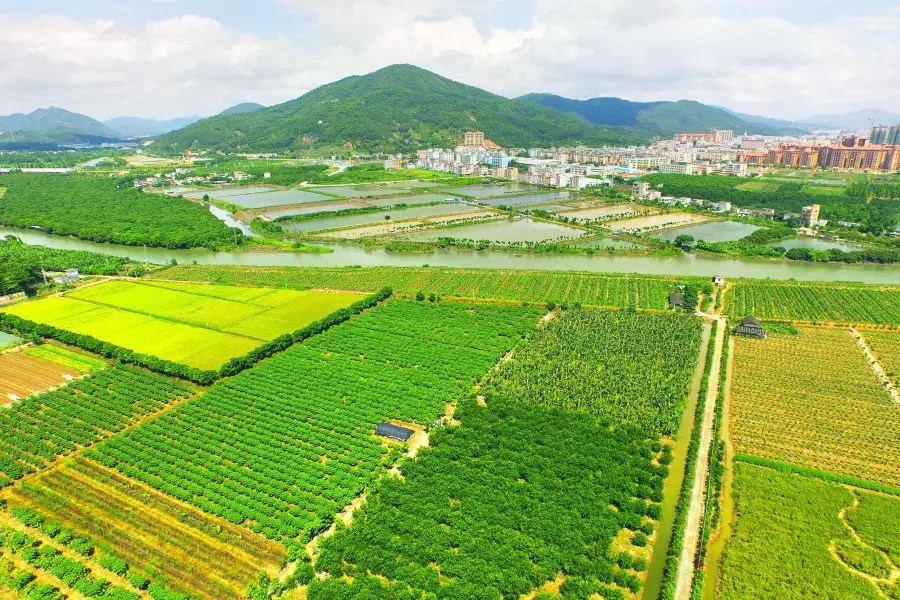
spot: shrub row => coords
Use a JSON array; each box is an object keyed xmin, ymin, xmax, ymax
[
  {"xmin": 0, "ymin": 287, "xmax": 393, "ymax": 385},
  {"xmin": 658, "ymin": 320, "xmax": 718, "ymax": 600}
]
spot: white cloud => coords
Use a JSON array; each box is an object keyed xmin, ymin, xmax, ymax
[{"xmin": 2, "ymin": 2, "xmax": 899, "ymax": 121}]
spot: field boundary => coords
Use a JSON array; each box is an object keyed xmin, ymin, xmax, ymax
[{"xmin": 733, "ymin": 454, "xmax": 900, "ymax": 497}]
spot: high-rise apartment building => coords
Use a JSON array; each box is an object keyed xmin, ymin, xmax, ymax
[
  {"xmin": 464, "ymin": 131, "xmax": 485, "ymax": 147},
  {"xmin": 870, "ymin": 125, "xmax": 900, "ymax": 145},
  {"xmin": 712, "ymin": 129, "xmax": 734, "ymax": 144}
]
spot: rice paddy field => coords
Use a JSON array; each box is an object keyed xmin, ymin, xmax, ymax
[
  {"xmin": 1, "ymin": 281, "xmax": 367, "ymax": 370},
  {"xmin": 730, "ymin": 326, "xmax": 900, "ymax": 487}
]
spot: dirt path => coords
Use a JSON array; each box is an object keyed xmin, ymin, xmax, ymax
[
  {"xmin": 851, "ymin": 327, "xmax": 900, "ymax": 406},
  {"xmin": 674, "ymin": 316, "xmax": 726, "ymax": 600}
]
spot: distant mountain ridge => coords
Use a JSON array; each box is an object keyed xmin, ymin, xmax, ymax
[
  {"xmin": 517, "ymin": 94, "xmax": 804, "ymax": 137},
  {"xmin": 104, "ymin": 115, "xmax": 202, "ymax": 138},
  {"xmin": 0, "ymin": 107, "xmax": 120, "ymax": 138},
  {"xmin": 151, "ymin": 64, "xmax": 648, "ymax": 153},
  {"xmin": 799, "ymin": 109, "xmax": 900, "ymax": 131}
]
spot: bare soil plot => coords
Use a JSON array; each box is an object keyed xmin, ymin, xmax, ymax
[{"xmin": 0, "ymin": 352, "xmax": 80, "ymax": 404}]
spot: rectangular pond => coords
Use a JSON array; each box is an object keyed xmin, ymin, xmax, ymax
[
  {"xmin": 479, "ymin": 192, "xmax": 574, "ymax": 207},
  {"xmin": 767, "ymin": 237, "xmax": 859, "ymax": 252},
  {"xmin": 438, "ymin": 183, "xmax": 540, "ymax": 199},
  {"xmin": 283, "ymin": 204, "xmax": 478, "ymax": 233},
  {"xmin": 401, "ymin": 218, "xmax": 585, "ymax": 244},
  {"xmin": 650, "ymin": 221, "xmax": 761, "ymax": 242}
]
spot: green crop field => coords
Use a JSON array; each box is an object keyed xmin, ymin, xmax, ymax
[
  {"xmin": 481, "ymin": 308, "xmax": 704, "ymax": 435},
  {"xmin": 311, "ymin": 396, "xmax": 664, "ymax": 600},
  {"xmin": 151, "ymin": 264, "xmax": 703, "ymax": 310},
  {"xmin": 2, "ymin": 281, "xmax": 368, "ymax": 370},
  {"xmin": 862, "ymin": 330, "xmax": 900, "ymax": 386},
  {"xmin": 719, "ymin": 462, "xmax": 900, "ymax": 599},
  {"xmin": 725, "ymin": 281, "xmax": 900, "ymax": 325},
  {"xmin": 731, "ymin": 326, "xmax": 900, "ymax": 487},
  {"xmin": 86, "ymin": 301, "xmax": 544, "ymax": 548},
  {"xmin": 23, "ymin": 344, "xmax": 107, "ymax": 372}
]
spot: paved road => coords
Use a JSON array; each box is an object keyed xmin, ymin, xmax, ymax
[{"xmin": 674, "ymin": 315, "xmax": 726, "ymax": 600}]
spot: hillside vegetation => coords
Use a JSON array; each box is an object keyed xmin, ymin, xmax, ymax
[{"xmin": 152, "ymin": 65, "xmax": 648, "ymax": 153}]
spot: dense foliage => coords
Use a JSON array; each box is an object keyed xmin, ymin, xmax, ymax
[
  {"xmin": 481, "ymin": 308, "xmax": 704, "ymax": 435},
  {"xmin": 152, "ymin": 65, "xmax": 647, "ymax": 153},
  {"xmin": 731, "ymin": 326, "xmax": 900, "ymax": 487},
  {"xmin": 0, "ymin": 364, "xmax": 192, "ymax": 489},
  {"xmin": 312, "ymin": 396, "xmax": 664, "ymax": 600},
  {"xmin": 0, "ymin": 236, "xmax": 130, "ymax": 294},
  {"xmin": 153, "ymin": 264, "xmax": 707, "ymax": 310},
  {"xmin": 720, "ymin": 463, "xmax": 896, "ymax": 599},
  {"xmin": 0, "ymin": 174, "xmax": 242, "ymax": 249},
  {"xmin": 725, "ymin": 281, "xmax": 900, "ymax": 324},
  {"xmin": 88, "ymin": 301, "xmax": 542, "ymax": 551}
]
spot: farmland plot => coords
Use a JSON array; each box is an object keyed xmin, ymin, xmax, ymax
[
  {"xmin": 480, "ymin": 309, "xmax": 704, "ymax": 435},
  {"xmin": 0, "ymin": 353, "xmax": 80, "ymax": 404},
  {"xmin": 2, "ymin": 281, "xmax": 367, "ymax": 369},
  {"xmin": 719, "ymin": 462, "xmax": 898, "ymax": 600},
  {"xmin": 152, "ymin": 264, "xmax": 702, "ymax": 310},
  {"xmin": 0, "ymin": 365, "xmax": 193, "ymax": 489},
  {"xmin": 725, "ymin": 282, "xmax": 900, "ymax": 325},
  {"xmin": 861, "ymin": 330, "xmax": 900, "ymax": 386},
  {"xmin": 87, "ymin": 301, "xmax": 543, "ymax": 548},
  {"xmin": 311, "ymin": 397, "xmax": 664, "ymax": 600},
  {"xmin": 731, "ymin": 326, "xmax": 900, "ymax": 487}
]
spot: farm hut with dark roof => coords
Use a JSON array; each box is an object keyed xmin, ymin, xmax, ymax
[{"xmin": 375, "ymin": 422, "xmax": 415, "ymax": 442}]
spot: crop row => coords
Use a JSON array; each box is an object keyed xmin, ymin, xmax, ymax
[
  {"xmin": 87, "ymin": 301, "xmax": 543, "ymax": 549},
  {"xmin": 725, "ymin": 282, "xmax": 900, "ymax": 325},
  {"xmin": 152, "ymin": 265, "xmax": 705, "ymax": 309},
  {"xmin": 731, "ymin": 326, "xmax": 900, "ymax": 487},
  {"xmin": 481, "ymin": 308, "xmax": 704, "ymax": 436},
  {"xmin": 0, "ymin": 365, "xmax": 193, "ymax": 488}
]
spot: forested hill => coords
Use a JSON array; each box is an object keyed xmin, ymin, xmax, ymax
[
  {"xmin": 515, "ymin": 94, "xmax": 803, "ymax": 137},
  {"xmin": 0, "ymin": 107, "xmax": 119, "ymax": 138},
  {"xmin": 151, "ymin": 65, "xmax": 648, "ymax": 153}
]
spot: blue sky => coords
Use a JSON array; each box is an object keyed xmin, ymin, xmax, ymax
[{"xmin": 2, "ymin": 0, "xmax": 898, "ymax": 121}]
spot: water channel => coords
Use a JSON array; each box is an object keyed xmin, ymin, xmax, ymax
[{"xmin": 4, "ymin": 226, "xmax": 900, "ymax": 284}]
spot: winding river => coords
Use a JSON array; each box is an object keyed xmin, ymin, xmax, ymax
[{"xmin": 4, "ymin": 226, "xmax": 900, "ymax": 284}]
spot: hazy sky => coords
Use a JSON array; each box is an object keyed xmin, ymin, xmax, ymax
[{"xmin": 2, "ymin": 0, "xmax": 898, "ymax": 121}]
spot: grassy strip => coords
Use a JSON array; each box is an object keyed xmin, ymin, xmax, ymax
[
  {"xmin": 659, "ymin": 320, "xmax": 718, "ymax": 600},
  {"xmin": 690, "ymin": 328, "xmax": 730, "ymax": 599},
  {"xmin": 733, "ymin": 454, "xmax": 900, "ymax": 497},
  {"xmin": 0, "ymin": 287, "xmax": 393, "ymax": 385}
]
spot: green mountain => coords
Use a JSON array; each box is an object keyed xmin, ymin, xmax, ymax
[
  {"xmin": 152, "ymin": 65, "xmax": 648, "ymax": 153},
  {"xmin": 0, "ymin": 107, "xmax": 120, "ymax": 138},
  {"xmin": 516, "ymin": 94, "xmax": 801, "ymax": 137},
  {"xmin": 218, "ymin": 102, "xmax": 266, "ymax": 116}
]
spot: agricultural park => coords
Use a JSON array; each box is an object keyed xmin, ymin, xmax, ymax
[{"xmin": 0, "ymin": 258, "xmax": 897, "ymax": 600}]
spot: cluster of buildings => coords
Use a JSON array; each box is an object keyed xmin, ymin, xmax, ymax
[
  {"xmin": 133, "ymin": 169, "xmax": 268, "ymax": 189},
  {"xmin": 745, "ymin": 134, "xmax": 900, "ymax": 172}
]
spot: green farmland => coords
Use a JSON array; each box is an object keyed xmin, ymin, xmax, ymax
[{"xmin": 1, "ymin": 280, "xmax": 366, "ymax": 370}]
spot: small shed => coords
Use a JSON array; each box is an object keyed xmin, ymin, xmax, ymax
[
  {"xmin": 713, "ymin": 275, "xmax": 726, "ymax": 287},
  {"xmin": 375, "ymin": 422, "xmax": 415, "ymax": 442},
  {"xmin": 734, "ymin": 316, "xmax": 767, "ymax": 339},
  {"xmin": 668, "ymin": 293, "xmax": 685, "ymax": 310}
]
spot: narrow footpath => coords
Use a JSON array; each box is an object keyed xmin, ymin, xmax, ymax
[{"xmin": 674, "ymin": 315, "xmax": 726, "ymax": 600}]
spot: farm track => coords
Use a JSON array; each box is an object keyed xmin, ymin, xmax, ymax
[
  {"xmin": 852, "ymin": 327, "xmax": 900, "ymax": 406},
  {"xmin": 830, "ymin": 493, "xmax": 900, "ymax": 592},
  {"xmin": 0, "ymin": 509, "xmax": 151, "ymax": 600},
  {"xmin": 675, "ymin": 316, "xmax": 726, "ymax": 600}
]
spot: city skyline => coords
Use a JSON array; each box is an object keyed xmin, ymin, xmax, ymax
[{"xmin": 2, "ymin": 0, "xmax": 899, "ymax": 121}]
